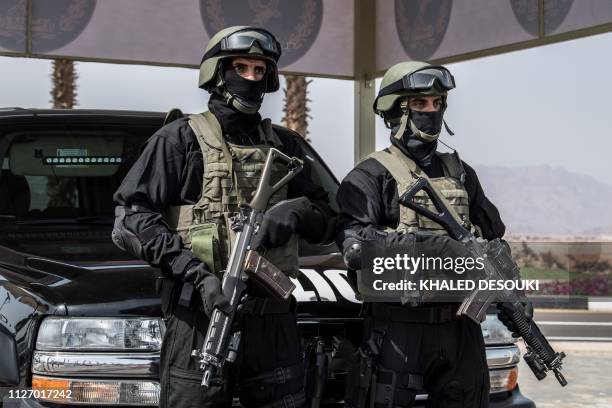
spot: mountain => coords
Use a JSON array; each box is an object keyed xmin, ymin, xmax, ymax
[{"xmin": 474, "ymin": 165, "xmax": 612, "ymax": 236}]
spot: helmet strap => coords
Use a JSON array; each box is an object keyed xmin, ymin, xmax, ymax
[
  {"xmin": 394, "ymin": 98, "xmax": 441, "ymax": 142},
  {"xmin": 443, "ymin": 119, "xmax": 455, "ymax": 136},
  {"xmin": 220, "ymin": 88, "xmax": 262, "ymax": 115},
  {"xmin": 393, "ymin": 100, "xmax": 410, "ymax": 141},
  {"xmin": 409, "ymin": 118, "xmax": 440, "ymax": 142},
  {"xmin": 393, "ymin": 112, "xmax": 410, "ymax": 141},
  {"xmin": 393, "ymin": 100, "xmax": 440, "ymax": 143}
]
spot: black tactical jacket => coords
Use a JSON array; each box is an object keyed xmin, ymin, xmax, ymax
[
  {"xmin": 336, "ymin": 137, "xmax": 505, "ymax": 245},
  {"xmin": 114, "ymin": 99, "xmax": 333, "ymax": 277}
]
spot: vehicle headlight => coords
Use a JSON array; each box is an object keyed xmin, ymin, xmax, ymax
[
  {"xmin": 489, "ymin": 367, "xmax": 518, "ymax": 394},
  {"xmin": 36, "ymin": 317, "xmax": 165, "ymax": 351},
  {"xmin": 481, "ymin": 314, "xmax": 516, "ymax": 345},
  {"xmin": 32, "ymin": 376, "xmax": 159, "ymax": 405}
]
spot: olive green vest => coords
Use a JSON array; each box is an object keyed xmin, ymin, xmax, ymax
[
  {"xmin": 366, "ymin": 144, "xmax": 474, "ymax": 235},
  {"xmin": 164, "ymin": 111, "xmax": 299, "ymax": 277}
]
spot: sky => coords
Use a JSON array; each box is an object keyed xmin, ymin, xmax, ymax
[{"xmin": 1, "ymin": 31, "xmax": 611, "ymax": 185}]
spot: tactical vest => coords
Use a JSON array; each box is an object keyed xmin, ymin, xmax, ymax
[
  {"xmin": 164, "ymin": 111, "xmax": 299, "ymax": 277},
  {"xmin": 366, "ymin": 144, "xmax": 474, "ymax": 235}
]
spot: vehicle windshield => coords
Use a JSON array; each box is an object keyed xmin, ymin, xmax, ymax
[
  {"xmin": 0, "ymin": 129, "xmax": 149, "ymax": 261},
  {"xmin": 0, "ymin": 123, "xmax": 340, "ymax": 261}
]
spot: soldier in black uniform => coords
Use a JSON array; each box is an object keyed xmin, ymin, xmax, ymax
[
  {"xmin": 338, "ymin": 62, "xmax": 513, "ymax": 408},
  {"xmin": 113, "ymin": 26, "xmax": 334, "ymax": 408}
]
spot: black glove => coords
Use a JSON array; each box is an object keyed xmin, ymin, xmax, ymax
[
  {"xmin": 413, "ymin": 232, "xmax": 473, "ymax": 259},
  {"xmin": 497, "ymin": 301, "xmax": 534, "ymax": 338},
  {"xmin": 184, "ymin": 263, "xmax": 231, "ymax": 318},
  {"xmin": 251, "ymin": 197, "xmax": 313, "ymax": 250},
  {"xmin": 361, "ymin": 227, "xmax": 473, "ymax": 259},
  {"xmin": 339, "ymin": 228, "xmax": 474, "ymax": 271}
]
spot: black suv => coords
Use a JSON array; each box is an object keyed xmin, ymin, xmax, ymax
[{"xmin": 0, "ymin": 108, "xmax": 534, "ymax": 407}]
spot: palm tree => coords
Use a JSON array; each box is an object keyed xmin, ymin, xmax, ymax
[
  {"xmin": 48, "ymin": 59, "xmax": 78, "ymax": 208},
  {"xmin": 51, "ymin": 59, "xmax": 77, "ymax": 109},
  {"xmin": 282, "ymin": 75, "xmax": 311, "ymax": 142}
]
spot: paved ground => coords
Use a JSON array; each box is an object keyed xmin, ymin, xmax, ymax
[{"xmin": 517, "ymin": 341, "xmax": 612, "ymax": 408}]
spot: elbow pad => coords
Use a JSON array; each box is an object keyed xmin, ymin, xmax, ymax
[
  {"xmin": 112, "ymin": 206, "xmax": 144, "ymax": 258},
  {"xmin": 342, "ymin": 239, "xmax": 362, "ymax": 270},
  {"xmin": 112, "ymin": 205, "xmax": 168, "ymax": 259}
]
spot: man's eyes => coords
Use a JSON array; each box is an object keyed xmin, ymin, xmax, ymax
[
  {"xmin": 409, "ymin": 100, "xmax": 442, "ymax": 109},
  {"xmin": 233, "ymin": 64, "xmax": 266, "ymax": 76}
]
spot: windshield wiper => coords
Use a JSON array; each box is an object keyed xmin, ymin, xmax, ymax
[
  {"xmin": 12, "ymin": 216, "xmax": 114, "ymax": 226},
  {"xmin": 0, "ymin": 215, "xmax": 17, "ymax": 222},
  {"xmin": 75, "ymin": 216, "xmax": 114, "ymax": 225}
]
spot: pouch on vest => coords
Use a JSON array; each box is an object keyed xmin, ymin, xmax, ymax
[
  {"xmin": 365, "ymin": 145, "xmax": 473, "ymax": 235},
  {"xmin": 188, "ymin": 222, "xmax": 223, "ymax": 276},
  {"xmin": 164, "ymin": 111, "xmax": 300, "ymax": 278}
]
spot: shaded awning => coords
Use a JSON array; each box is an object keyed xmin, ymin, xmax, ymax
[{"xmin": 1, "ymin": 0, "xmax": 611, "ymax": 79}]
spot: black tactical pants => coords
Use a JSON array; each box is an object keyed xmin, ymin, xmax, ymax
[
  {"xmin": 347, "ymin": 304, "xmax": 489, "ymax": 408},
  {"xmin": 159, "ymin": 300, "xmax": 304, "ymax": 408}
]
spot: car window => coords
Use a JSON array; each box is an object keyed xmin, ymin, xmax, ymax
[
  {"xmin": 0, "ymin": 127, "xmax": 151, "ymax": 261},
  {"xmin": 295, "ymin": 138, "xmax": 340, "ymax": 213},
  {"xmin": 0, "ymin": 131, "xmax": 145, "ymax": 219},
  {"xmin": 0, "ymin": 124, "xmax": 341, "ymax": 259},
  {"xmin": 294, "ymin": 138, "xmax": 341, "ymax": 257}
]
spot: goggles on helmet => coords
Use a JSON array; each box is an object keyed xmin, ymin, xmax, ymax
[
  {"xmin": 201, "ymin": 28, "xmax": 282, "ymax": 63},
  {"xmin": 376, "ymin": 66, "xmax": 456, "ymax": 102}
]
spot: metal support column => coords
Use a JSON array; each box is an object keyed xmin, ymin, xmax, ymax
[{"xmin": 353, "ymin": 0, "xmax": 377, "ymax": 163}]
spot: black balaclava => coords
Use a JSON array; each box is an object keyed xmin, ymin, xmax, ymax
[
  {"xmin": 208, "ymin": 92, "xmax": 261, "ymax": 143},
  {"xmin": 207, "ymin": 61, "xmax": 270, "ymax": 143},
  {"xmin": 391, "ymin": 124, "xmax": 439, "ymax": 167},
  {"xmin": 391, "ymin": 107, "xmax": 445, "ymax": 167},
  {"xmin": 409, "ymin": 109, "xmax": 444, "ymax": 137},
  {"xmin": 223, "ymin": 62, "xmax": 267, "ymax": 113}
]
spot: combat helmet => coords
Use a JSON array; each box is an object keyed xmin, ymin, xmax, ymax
[
  {"xmin": 199, "ymin": 26, "xmax": 282, "ymax": 114},
  {"xmin": 373, "ymin": 61, "xmax": 455, "ymax": 135},
  {"xmin": 373, "ymin": 61, "xmax": 455, "ymax": 142}
]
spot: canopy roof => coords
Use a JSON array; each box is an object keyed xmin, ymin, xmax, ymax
[
  {"xmin": 2, "ymin": 0, "xmax": 611, "ymax": 161},
  {"xmin": 1, "ymin": 0, "xmax": 611, "ymax": 79}
]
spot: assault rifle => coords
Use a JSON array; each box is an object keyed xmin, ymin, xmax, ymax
[
  {"xmin": 398, "ymin": 176, "xmax": 567, "ymax": 387},
  {"xmin": 191, "ymin": 148, "xmax": 303, "ymax": 387}
]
